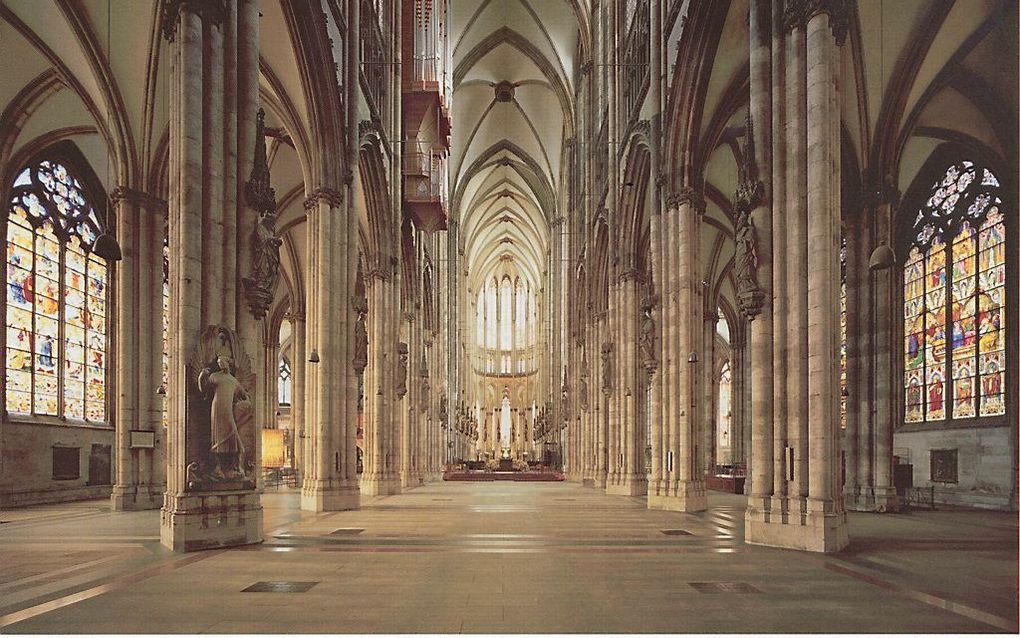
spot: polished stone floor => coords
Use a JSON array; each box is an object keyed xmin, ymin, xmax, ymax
[{"xmin": 0, "ymin": 481, "xmax": 1016, "ymax": 633}]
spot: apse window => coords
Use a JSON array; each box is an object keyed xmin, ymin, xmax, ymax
[
  {"xmin": 5, "ymin": 159, "xmax": 111, "ymax": 423},
  {"xmin": 903, "ymin": 161, "xmax": 1006, "ymax": 424}
]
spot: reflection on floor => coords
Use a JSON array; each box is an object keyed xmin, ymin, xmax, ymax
[{"xmin": 0, "ymin": 482, "xmax": 1016, "ymax": 633}]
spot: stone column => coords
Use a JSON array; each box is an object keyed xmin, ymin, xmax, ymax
[
  {"xmin": 290, "ymin": 312, "xmax": 306, "ymax": 478},
  {"xmin": 300, "ymin": 189, "xmax": 360, "ymax": 511},
  {"xmin": 161, "ymin": 0, "xmax": 269, "ymax": 551},
  {"xmin": 111, "ymin": 188, "xmax": 166, "ymax": 511},
  {"xmin": 703, "ymin": 311, "xmax": 718, "ymax": 473},
  {"xmin": 843, "ymin": 218, "xmax": 863, "ymax": 508},
  {"xmin": 650, "ymin": 190, "xmax": 706, "ymax": 511},
  {"xmin": 362, "ymin": 258, "xmax": 402, "ymax": 496},
  {"xmin": 803, "ymin": 3, "xmax": 848, "ymax": 550},
  {"xmin": 744, "ymin": 0, "xmax": 776, "ymax": 535},
  {"xmin": 868, "ymin": 188, "xmax": 899, "ymax": 512}
]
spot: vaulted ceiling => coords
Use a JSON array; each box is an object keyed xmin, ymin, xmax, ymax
[{"xmin": 450, "ymin": 0, "xmax": 581, "ymax": 293}]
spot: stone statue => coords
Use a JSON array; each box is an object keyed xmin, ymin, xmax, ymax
[
  {"xmin": 639, "ymin": 295, "xmax": 657, "ymax": 370},
  {"xmin": 735, "ymin": 210, "xmax": 758, "ymax": 288},
  {"xmin": 187, "ymin": 325, "xmax": 255, "ymax": 491},
  {"xmin": 198, "ymin": 354, "xmax": 249, "ymax": 480},
  {"xmin": 421, "ymin": 377, "xmax": 431, "ymax": 414},
  {"xmin": 439, "ymin": 396, "xmax": 448, "ymax": 424},
  {"xmin": 396, "ymin": 342, "xmax": 409, "ymax": 398},
  {"xmin": 242, "ymin": 109, "xmax": 281, "ymax": 319},
  {"xmin": 352, "ymin": 295, "xmax": 368, "ymax": 375},
  {"xmin": 601, "ymin": 343, "xmax": 613, "ymax": 395}
]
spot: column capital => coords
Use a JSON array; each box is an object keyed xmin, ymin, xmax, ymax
[
  {"xmin": 161, "ymin": 0, "xmax": 226, "ymax": 42},
  {"xmin": 783, "ymin": 0, "xmax": 849, "ymax": 44},
  {"xmin": 666, "ymin": 186, "xmax": 705, "ymax": 213},
  {"xmin": 110, "ymin": 186, "xmax": 167, "ymax": 214},
  {"xmin": 303, "ymin": 187, "xmax": 345, "ymax": 210}
]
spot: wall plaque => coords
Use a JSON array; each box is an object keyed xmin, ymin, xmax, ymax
[
  {"xmin": 130, "ymin": 430, "xmax": 156, "ymax": 449},
  {"xmin": 930, "ymin": 448, "xmax": 958, "ymax": 483}
]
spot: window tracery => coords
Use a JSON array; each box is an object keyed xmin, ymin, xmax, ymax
[
  {"xmin": 5, "ymin": 160, "xmax": 109, "ymax": 422},
  {"xmin": 903, "ymin": 161, "xmax": 1006, "ymax": 423}
]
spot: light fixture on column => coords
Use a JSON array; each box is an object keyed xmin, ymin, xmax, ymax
[
  {"xmin": 687, "ymin": 351, "xmax": 699, "ymax": 364},
  {"xmin": 308, "ymin": 349, "xmax": 320, "ymax": 363}
]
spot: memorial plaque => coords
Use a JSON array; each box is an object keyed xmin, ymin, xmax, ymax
[
  {"xmin": 130, "ymin": 430, "xmax": 155, "ymax": 449},
  {"xmin": 52, "ymin": 447, "xmax": 80, "ymax": 480},
  {"xmin": 930, "ymin": 448, "xmax": 958, "ymax": 483}
]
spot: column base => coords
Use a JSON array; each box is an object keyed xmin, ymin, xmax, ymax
[
  {"xmin": 647, "ymin": 480, "xmax": 707, "ymax": 511},
  {"xmin": 160, "ymin": 490, "xmax": 262, "ymax": 552},
  {"xmin": 300, "ymin": 481, "xmax": 360, "ymax": 512},
  {"xmin": 111, "ymin": 485, "xmax": 164, "ymax": 511},
  {"xmin": 744, "ymin": 496, "xmax": 849, "ymax": 553},
  {"xmin": 606, "ymin": 475, "xmax": 648, "ymax": 496},
  {"xmin": 361, "ymin": 476, "xmax": 401, "ymax": 496},
  {"xmin": 582, "ymin": 478, "xmax": 597, "ymax": 488}
]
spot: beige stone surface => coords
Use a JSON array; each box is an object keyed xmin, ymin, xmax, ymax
[{"xmin": 1, "ymin": 482, "xmax": 1016, "ymax": 634}]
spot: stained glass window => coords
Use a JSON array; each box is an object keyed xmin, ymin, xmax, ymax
[
  {"xmin": 161, "ymin": 237, "xmax": 169, "ymax": 429},
  {"xmin": 499, "ymin": 278, "xmax": 512, "ymax": 351},
  {"xmin": 839, "ymin": 236, "xmax": 847, "ymax": 428},
  {"xmin": 903, "ymin": 161, "xmax": 1006, "ymax": 423},
  {"xmin": 5, "ymin": 160, "xmax": 109, "ymax": 422}
]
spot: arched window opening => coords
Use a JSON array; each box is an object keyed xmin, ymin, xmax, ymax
[
  {"xmin": 5, "ymin": 160, "xmax": 110, "ymax": 422},
  {"xmin": 904, "ymin": 161, "xmax": 1006, "ymax": 423},
  {"xmin": 278, "ymin": 356, "xmax": 293, "ymax": 406},
  {"xmin": 717, "ymin": 360, "xmax": 732, "ymax": 464},
  {"xmin": 499, "ymin": 277, "xmax": 512, "ymax": 351},
  {"xmin": 485, "ymin": 280, "xmax": 497, "ymax": 349},
  {"xmin": 476, "ymin": 289, "xmax": 485, "ymax": 347}
]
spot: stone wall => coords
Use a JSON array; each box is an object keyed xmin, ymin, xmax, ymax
[
  {"xmin": 1, "ymin": 421, "xmax": 114, "ymax": 507},
  {"xmin": 894, "ymin": 425, "xmax": 1014, "ymax": 510}
]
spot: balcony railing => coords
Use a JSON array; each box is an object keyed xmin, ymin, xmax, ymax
[
  {"xmin": 403, "ymin": 142, "xmax": 448, "ymax": 207},
  {"xmin": 470, "ymin": 347, "xmax": 540, "ymax": 377}
]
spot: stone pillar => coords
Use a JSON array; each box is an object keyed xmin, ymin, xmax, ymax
[
  {"xmin": 362, "ymin": 260, "xmax": 401, "ymax": 496},
  {"xmin": 300, "ymin": 189, "xmax": 360, "ymax": 511},
  {"xmin": 744, "ymin": 0, "xmax": 776, "ymax": 535},
  {"xmin": 290, "ymin": 312, "xmax": 306, "ymax": 478},
  {"xmin": 111, "ymin": 188, "xmax": 166, "ymax": 511},
  {"xmin": 728, "ymin": 334, "xmax": 745, "ymax": 466},
  {"xmin": 803, "ymin": 5, "xmax": 848, "ymax": 550},
  {"xmin": 161, "ymin": 0, "xmax": 268, "ymax": 551},
  {"xmin": 703, "ymin": 311, "xmax": 718, "ymax": 472},
  {"xmin": 785, "ymin": 14, "xmax": 808, "ymax": 519},
  {"xmin": 650, "ymin": 190, "xmax": 707, "ymax": 511}
]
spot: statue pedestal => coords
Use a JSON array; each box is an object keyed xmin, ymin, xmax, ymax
[{"xmin": 160, "ymin": 490, "xmax": 262, "ymax": 552}]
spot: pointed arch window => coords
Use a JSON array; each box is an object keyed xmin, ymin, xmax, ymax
[
  {"xmin": 5, "ymin": 160, "xmax": 110, "ymax": 422},
  {"xmin": 278, "ymin": 356, "xmax": 293, "ymax": 406},
  {"xmin": 903, "ymin": 161, "xmax": 1006, "ymax": 423}
]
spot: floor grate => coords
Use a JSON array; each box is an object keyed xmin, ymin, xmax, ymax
[
  {"xmin": 242, "ymin": 581, "xmax": 319, "ymax": 593},
  {"xmin": 660, "ymin": 529, "xmax": 693, "ymax": 536},
  {"xmin": 688, "ymin": 581, "xmax": 761, "ymax": 594},
  {"xmin": 330, "ymin": 528, "xmax": 364, "ymax": 536}
]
